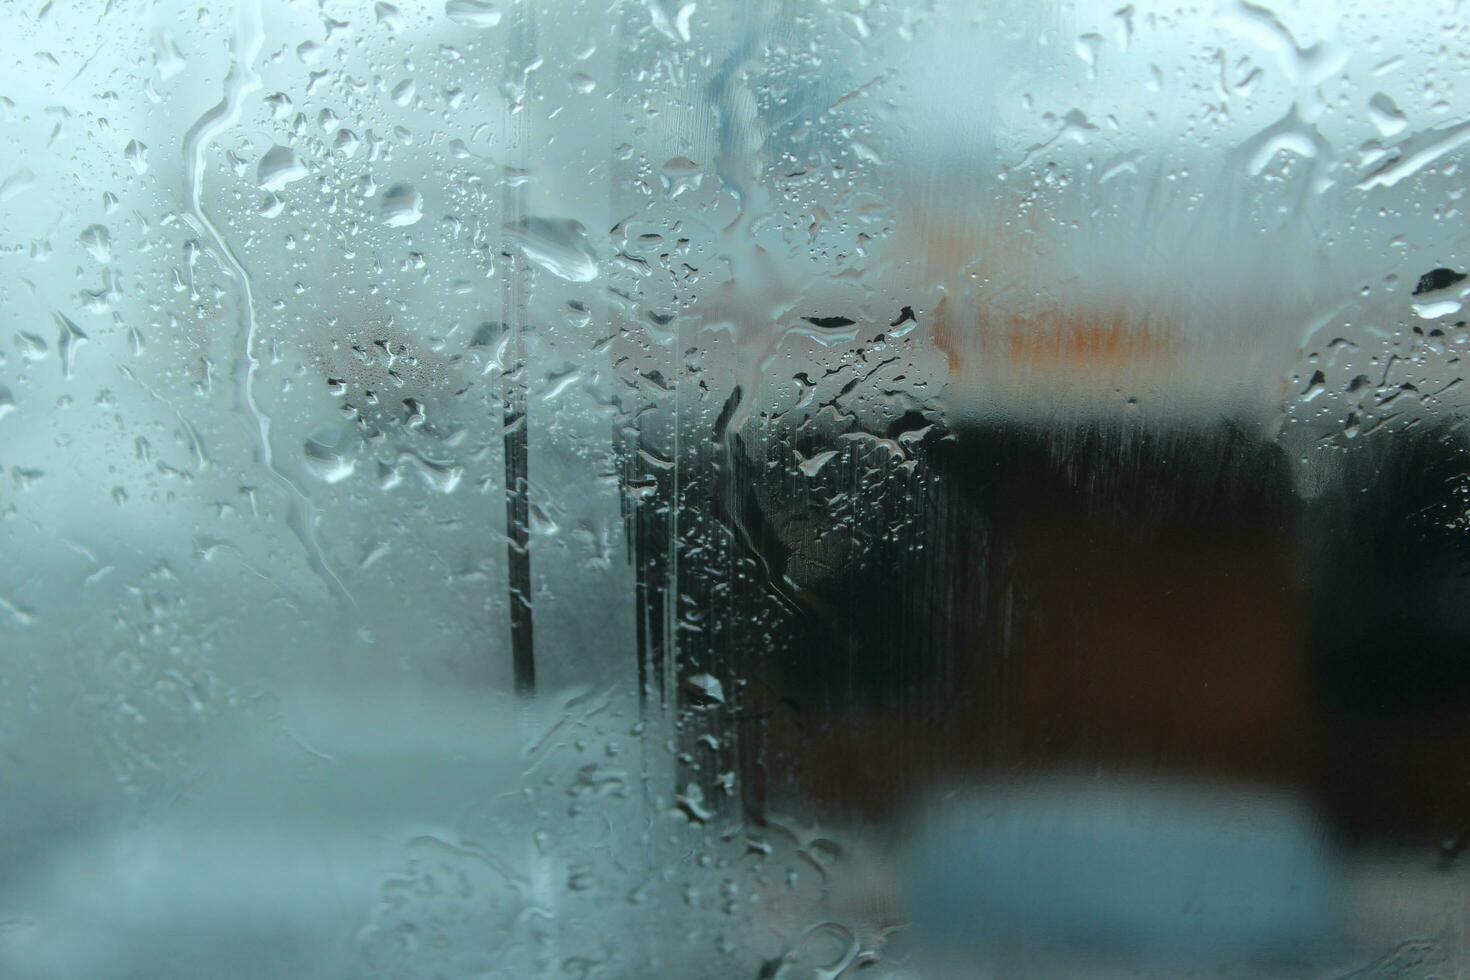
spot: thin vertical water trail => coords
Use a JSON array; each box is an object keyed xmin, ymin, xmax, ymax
[
  {"xmin": 705, "ymin": 1, "xmax": 801, "ymax": 445},
  {"xmin": 501, "ymin": 5, "xmax": 535, "ymax": 699},
  {"xmin": 613, "ymin": 0, "xmax": 666, "ymax": 716},
  {"xmin": 180, "ymin": 0, "xmax": 353, "ymax": 611},
  {"xmin": 702, "ymin": 7, "xmax": 808, "ymax": 620}
]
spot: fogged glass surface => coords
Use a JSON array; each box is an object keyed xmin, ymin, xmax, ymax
[{"xmin": 2, "ymin": 0, "xmax": 1468, "ymax": 976}]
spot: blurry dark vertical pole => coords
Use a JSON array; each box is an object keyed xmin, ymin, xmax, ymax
[
  {"xmin": 613, "ymin": 0, "xmax": 669, "ymax": 713},
  {"xmin": 502, "ymin": 0, "xmax": 536, "ymax": 697}
]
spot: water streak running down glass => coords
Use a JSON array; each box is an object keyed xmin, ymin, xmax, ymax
[{"xmin": 1, "ymin": 0, "xmax": 1468, "ymax": 976}]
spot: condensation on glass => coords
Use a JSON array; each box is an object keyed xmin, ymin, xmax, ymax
[{"xmin": 1, "ymin": 0, "xmax": 1467, "ymax": 976}]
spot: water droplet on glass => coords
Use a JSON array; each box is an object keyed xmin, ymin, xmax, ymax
[
  {"xmin": 0, "ymin": 593, "xmax": 36, "ymax": 627},
  {"xmin": 676, "ymin": 783, "xmax": 713, "ymax": 823},
  {"xmin": 124, "ymin": 139, "xmax": 149, "ymax": 174},
  {"xmin": 265, "ymin": 91, "xmax": 292, "ymax": 119},
  {"xmin": 0, "ymin": 169, "xmax": 36, "ymax": 202},
  {"xmin": 1075, "ymin": 33, "xmax": 1103, "ymax": 77},
  {"xmin": 379, "ymin": 182, "xmax": 423, "ymax": 226},
  {"xmin": 374, "ymin": 1, "xmax": 403, "ymax": 31},
  {"xmin": 54, "ymin": 311, "xmax": 87, "ymax": 379},
  {"xmin": 1368, "ymin": 92, "xmax": 1408, "ymax": 138},
  {"xmin": 402, "ymin": 451, "xmax": 462, "ymax": 493},
  {"xmin": 646, "ymin": 0, "xmax": 695, "ymax": 43},
  {"xmin": 445, "ymin": 0, "xmax": 501, "ymax": 28},
  {"xmin": 506, "ymin": 216, "xmax": 599, "ymax": 282},
  {"xmin": 78, "ymin": 225, "xmax": 111, "ymax": 263},
  {"xmin": 529, "ymin": 504, "xmax": 559, "ymax": 536},
  {"xmin": 151, "ymin": 29, "xmax": 186, "ymax": 81},
  {"xmin": 1413, "ymin": 297, "xmax": 1463, "ymax": 319},
  {"xmin": 15, "ymin": 331, "xmax": 48, "ymax": 361},
  {"xmin": 685, "ymin": 672, "xmax": 725, "ymax": 705},
  {"xmin": 303, "ymin": 427, "xmax": 358, "ymax": 483},
  {"xmin": 796, "ymin": 449, "xmax": 839, "ymax": 477},
  {"xmin": 256, "ymin": 144, "xmax": 308, "ymax": 191}
]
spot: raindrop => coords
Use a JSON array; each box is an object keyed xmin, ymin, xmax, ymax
[
  {"xmin": 797, "ymin": 449, "xmax": 839, "ymax": 477},
  {"xmin": 1114, "ymin": 4, "xmax": 1135, "ymax": 48},
  {"xmin": 1411, "ymin": 268, "xmax": 1469, "ymax": 318},
  {"xmin": 685, "ymin": 672, "xmax": 725, "ymax": 705},
  {"xmin": 1357, "ymin": 118, "xmax": 1470, "ymax": 190},
  {"xmin": 303, "ymin": 427, "xmax": 358, "ymax": 483},
  {"xmin": 1368, "ymin": 93, "xmax": 1408, "ymax": 138},
  {"xmin": 1413, "ymin": 298, "xmax": 1463, "ymax": 320},
  {"xmin": 402, "ymin": 451, "xmax": 462, "ymax": 493},
  {"xmin": 530, "ymin": 504, "xmax": 559, "ymax": 535},
  {"xmin": 676, "ymin": 784, "xmax": 714, "ymax": 823},
  {"xmin": 124, "ymin": 139, "xmax": 148, "ymax": 174},
  {"xmin": 0, "ymin": 169, "xmax": 36, "ymax": 202},
  {"xmin": 265, "ymin": 91, "xmax": 293, "ymax": 119},
  {"xmin": 445, "ymin": 0, "xmax": 501, "ymax": 28},
  {"xmin": 151, "ymin": 29, "xmax": 186, "ymax": 81},
  {"xmin": 646, "ymin": 0, "xmax": 695, "ymax": 42},
  {"xmin": 1414, "ymin": 268, "xmax": 1467, "ymax": 295},
  {"xmin": 360, "ymin": 540, "xmax": 391, "ymax": 568},
  {"xmin": 1075, "ymin": 33, "xmax": 1103, "ymax": 77},
  {"xmin": 379, "ymin": 182, "xmax": 423, "ymax": 226},
  {"xmin": 256, "ymin": 144, "xmax": 308, "ymax": 191},
  {"xmin": 333, "ymin": 128, "xmax": 361, "ymax": 157},
  {"xmin": 505, "ymin": 216, "xmax": 599, "ymax": 282},
  {"xmin": 78, "ymin": 225, "xmax": 111, "ymax": 263},
  {"xmin": 0, "ymin": 593, "xmax": 36, "ymax": 627},
  {"xmin": 15, "ymin": 331, "xmax": 48, "ymax": 361},
  {"xmin": 374, "ymin": 1, "xmax": 403, "ymax": 31},
  {"xmin": 54, "ymin": 311, "xmax": 87, "ymax": 379}
]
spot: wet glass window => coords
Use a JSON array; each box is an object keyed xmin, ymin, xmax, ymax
[{"xmin": 2, "ymin": 0, "xmax": 1468, "ymax": 976}]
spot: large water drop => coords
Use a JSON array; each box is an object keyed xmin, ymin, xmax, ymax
[
  {"xmin": 379, "ymin": 183, "xmax": 424, "ymax": 226},
  {"xmin": 445, "ymin": 0, "xmax": 501, "ymax": 28},
  {"xmin": 505, "ymin": 217, "xmax": 599, "ymax": 282}
]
